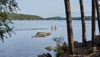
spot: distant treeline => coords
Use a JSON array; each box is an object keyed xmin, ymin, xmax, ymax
[
  {"xmin": 8, "ymin": 13, "xmax": 96, "ymax": 20},
  {"xmin": 9, "ymin": 13, "xmax": 44, "ymax": 20},
  {"xmin": 45, "ymin": 16, "xmax": 96, "ymax": 20},
  {"xmin": 45, "ymin": 17, "xmax": 65, "ymax": 20}
]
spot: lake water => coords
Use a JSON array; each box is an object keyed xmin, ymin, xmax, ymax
[{"xmin": 0, "ymin": 20, "xmax": 99, "ymax": 57}]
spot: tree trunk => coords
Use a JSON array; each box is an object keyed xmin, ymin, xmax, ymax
[
  {"xmin": 79, "ymin": 0, "xmax": 87, "ymax": 46},
  {"xmin": 92, "ymin": 0, "xmax": 96, "ymax": 47},
  {"xmin": 64, "ymin": 0, "xmax": 74, "ymax": 54},
  {"xmin": 95, "ymin": 0, "xmax": 100, "ymax": 34}
]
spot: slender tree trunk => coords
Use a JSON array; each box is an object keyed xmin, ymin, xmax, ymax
[
  {"xmin": 79, "ymin": 0, "xmax": 87, "ymax": 46},
  {"xmin": 64, "ymin": 0, "xmax": 74, "ymax": 54},
  {"xmin": 95, "ymin": 0, "xmax": 100, "ymax": 34},
  {"xmin": 92, "ymin": 0, "xmax": 96, "ymax": 47}
]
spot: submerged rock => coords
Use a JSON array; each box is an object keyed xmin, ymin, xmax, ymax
[{"xmin": 32, "ymin": 32, "xmax": 51, "ymax": 38}]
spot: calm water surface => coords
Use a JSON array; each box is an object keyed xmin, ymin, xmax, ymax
[{"xmin": 0, "ymin": 20, "xmax": 99, "ymax": 57}]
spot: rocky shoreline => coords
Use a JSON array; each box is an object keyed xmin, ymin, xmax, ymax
[
  {"xmin": 38, "ymin": 35, "xmax": 100, "ymax": 57},
  {"xmin": 61, "ymin": 35, "xmax": 100, "ymax": 57}
]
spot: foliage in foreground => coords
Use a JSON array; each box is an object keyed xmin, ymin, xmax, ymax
[
  {"xmin": 53, "ymin": 37, "xmax": 68, "ymax": 57},
  {"xmin": 38, "ymin": 37, "xmax": 68, "ymax": 57},
  {"xmin": 0, "ymin": 0, "xmax": 18, "ymax": 41}
]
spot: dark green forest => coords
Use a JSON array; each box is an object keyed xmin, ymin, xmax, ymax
[{"xmin": 9, "ymin": 13, "xmax": 44, "ymax": 20}]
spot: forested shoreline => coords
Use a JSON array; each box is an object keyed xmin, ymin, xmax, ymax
[
  {"xmin": 9, "ymin": 13, "xmax": 94, "ymax": 20},
  {"xmin": 9, "ymin": 13, "xmax": 44, "ymax": 20}
]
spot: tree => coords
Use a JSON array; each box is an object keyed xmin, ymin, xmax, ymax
[
  {"xmin": 95, "ymin": 0, "xmax": 100, "ymax": 33},
  {"xmin": 64, "ymin": 0, "xmax": 74, "ymax": 54},
  {"xmin": 91, "ymin": 0, "xmax": 97, "ymax": 52},
  {"xmin": 79, "ymin": 0, "xmax": 87, "ymax": 46},
  {"xmin": 0, "ymin": 0, "xmax": 18, "ymax": 41}
]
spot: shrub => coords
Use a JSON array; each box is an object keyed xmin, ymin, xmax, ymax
[{"xmin": 53, "ymin": 37, "xmax": 68, "ymax": 57}]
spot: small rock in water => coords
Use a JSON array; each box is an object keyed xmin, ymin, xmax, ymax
[{"xmin": 45, "ymin": 46, "xmax": 54, "ymax": 51}]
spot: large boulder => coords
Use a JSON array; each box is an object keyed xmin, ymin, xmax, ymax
[{"xmin": 32, "ymin": 32, "xmax": 51, "ymax": 38}]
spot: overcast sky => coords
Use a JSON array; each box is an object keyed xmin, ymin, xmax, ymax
[{"xmin": 16, "ymin": 0, "xmax": 91, "ymax": 18}]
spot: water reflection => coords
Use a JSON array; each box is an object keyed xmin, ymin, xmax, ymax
[{"xmin": 15, "ymin": 28, "xmax": 48, "ymax": 31}]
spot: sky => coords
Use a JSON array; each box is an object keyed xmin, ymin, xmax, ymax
[{"xmin": 16, "ymin": 0, "xmax": 91, "ymax": 18}]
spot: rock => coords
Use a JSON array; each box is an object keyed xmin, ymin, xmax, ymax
[
  {"xmin": 32, "ymin": 32, "xmax": 51, "ymax": 38},
  {"xmin": 73, "ymin": 35, "xmax": 100, "ymax": 47},
  {"xmin": 96, "ymin": 35, "xmax": 100, "ymax": 46},
  {"xmin": 45, "ymin": 46, "xmax": 55, "ymax": 51},
  {"xmin": 86, "ymin": 41, "xmax": 92, "ymax": 47},
  {"xmin": 74, "ymin": 41, "xmax": 82, "ymax": 48},
  {"xmin": 38, "ymin": 53, "xmax": 52, "ymax": 57}
]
